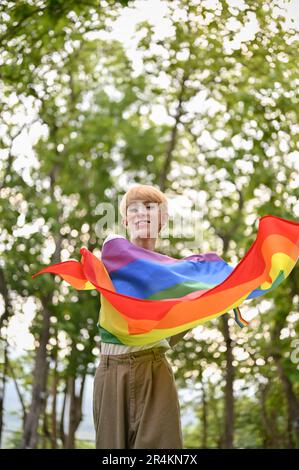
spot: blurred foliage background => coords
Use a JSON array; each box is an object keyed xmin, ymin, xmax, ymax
[{"xmin": 0, "ymin": 0, "xmax": 298, "ymax": 449}]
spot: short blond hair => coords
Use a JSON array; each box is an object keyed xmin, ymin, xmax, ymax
[{"xmin": 119, "ymin": 184, "xmax": 168, "ymax": 218}]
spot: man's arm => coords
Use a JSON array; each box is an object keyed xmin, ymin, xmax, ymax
[{"xmin": 168, "ymin": 329, "xmax": 191, "ymax": 348}]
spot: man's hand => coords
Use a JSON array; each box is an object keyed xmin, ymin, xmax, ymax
[{"xmin": 168, "ymin": 329, "xmax": 191, "ymax": 348}]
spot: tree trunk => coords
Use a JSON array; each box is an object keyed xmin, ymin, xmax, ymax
[
  {"xmin": 0, "ymin": 338, "xmax": 8, "ymax": 448},
  {"xmin": 159, "ymin": 70, "xmax": 188, "ymax": 192},
  {"xmin": 220, "ymin": 313, "xmax": 234, "ymax": 448},
  {"xmin": 274, "ymin": 355, "xmax": 299, "ymax": 448},
  {"xmin": 7, "ymin": 359, "xmax": 27, "ymax": 428},
  {"xmin": 215, "ymin": 196, "xmax": 243, "ymax": 449},
  {"xmin": 59, "ymin": 384, "xmax": 67, "ymax": 448},
  {"xmin": 201, "ymin": 381, "xmax": 208, "ymax": 448},
  {"xmin": 260, "ymin": 382, "xmax": 277, "ymax": 448},
  {"xmin": 21, "ymin": 303, "xmax": 51, "ymax": 448},
  {"xmin": 50, "ymin": 352, "xmax": 58, "ymax": 449},
  {"xmin": 21, "ymin": 228, "xmax": 62, "ymax": 448},
  {"xmin": 42, "ymin": 393, "xmax": 51, "ymax": 449},
  {"xmin": 0, "ymin": 266, "xmax": 11, "ymax": 329},
  {"xmin": 0, "ymin": 263, "xmax": 12, "ymax": 448},
  {"xmin": 65, "ymin": 376, "xmax": 76, "ymax": 449},
  {"xmin": 65, "ymin": 374, "xmax": 86, "ymax": 449},
  {"xmin": 271, "ymin": 310, "xmax": 299, "ymax": 448}
]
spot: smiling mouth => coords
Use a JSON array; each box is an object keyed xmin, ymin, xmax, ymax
[{"xmin": 135, "ymin": 220, "xmax": 150, "ymax": 227}]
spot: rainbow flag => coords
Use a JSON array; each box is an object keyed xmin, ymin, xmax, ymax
[{"xmin": 32, "ymin": 215, "xmax": 299, "ymax": 345}]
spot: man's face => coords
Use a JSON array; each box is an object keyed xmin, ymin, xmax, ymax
[{"xmin": 125, "ymin": 199, "xmax": 161, "ymax": 239}]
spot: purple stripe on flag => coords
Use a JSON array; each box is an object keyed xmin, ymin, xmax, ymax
[{"xmin": 101, "ymin": 238, "xmax": 222, "ymax": 273}]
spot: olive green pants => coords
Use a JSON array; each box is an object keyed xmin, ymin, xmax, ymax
[{"xmin": 93, "ymin": 347, "xmax": 183, "ymax": 449}]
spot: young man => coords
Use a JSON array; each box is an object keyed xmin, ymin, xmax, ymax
[{"xmin": 93, "ymin": 184, "xmax": 187, "ymax": 449}]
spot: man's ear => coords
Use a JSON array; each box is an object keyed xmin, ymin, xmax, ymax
[
  {"xmin": 160, "ymin": 211, "xmax": 169, "ymax": 230},
  {"xmin": 122, "ymin": 217, "xmax": 128, "ymax": 227}
]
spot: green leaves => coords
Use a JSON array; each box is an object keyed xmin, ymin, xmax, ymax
[{"xmin": 1, "ymin": 0, "xmax": 298, "ymax": 449}]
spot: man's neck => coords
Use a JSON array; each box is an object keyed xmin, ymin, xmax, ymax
[{"xmin": 130, "ymin": 236, "xmax": 157, "ymax": 252}]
